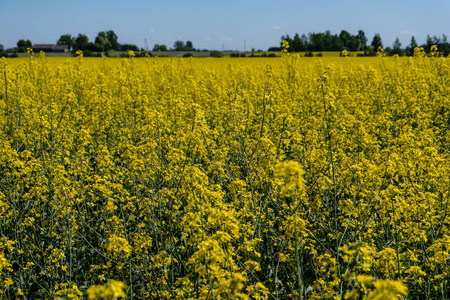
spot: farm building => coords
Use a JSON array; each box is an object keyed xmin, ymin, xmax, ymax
[{"xmin": 33, "ymin": 44, "xmax": 69, "ymax": 52}]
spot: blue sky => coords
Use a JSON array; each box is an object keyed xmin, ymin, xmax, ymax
[{"xmin": 1, "ymin": 0, "xmax": 449, "ymax": 51}]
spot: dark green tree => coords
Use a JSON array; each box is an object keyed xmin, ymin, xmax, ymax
[
  {"xmin": 323, "ymin": 31, "xmax": 333, "ymax": 51},
  {"xmin": 432, "ymin": 35, "xmax": 440, "ymax": 45},
  {"xmin": 74, "ymin": 34, "xmax": 89, "ymax": 51},
  {"xmin": 348, "ymin": 36, "xmax": 360, "ymax": 51},
  {"xmin": 95, "ymin": 32, "xmax": 112, "ymax": 51},
  {"xmin": 174, "ymin": 40, "xmax": 185, "ymax": 51},
  {"xmin": 440, "ymin": 34, "xmax": 449, "ymax": 56},
  {"xmin": 410, "ymin": 36, "xmax": 418, "ymax": 49},
  {"xmin": 406, "ymin": 36, "xmax": 418, "ymax": 56},
  {"xmin": 87, "ymin": 42, "xmax": 104, "ymax": 52},
  {"xmin": 185, "ymin": 41, "xmax": 195, "ymax": 51},
  {"xmin": 119, "ymin": 44, "xmax": 138, "ymax": 51},
  {"xmin": 0, "ymin": 44, "xmax": 4, "ymax": 53},
  {"xmin": 292, "ymin": 33, "xmax": 303, "ymax": 52},
  {"xmin": 425, "ymin": 35, "xmax": 433, "ymax": 51},
  {"xmin": 331, "ymin": 35, "xmax": 344, "ymax": 51},
  {"xmin": 309, "ymin": 32, "xmax": 325, "ymax": 51},
  {"xmin": 300, "ymin": 34, "xmax": 308, "ymax": 49},
  {"xmin": 106, "ymin": 30, "xmax": 119, "ymax": 50},
  {"xmin": 17, "ymin": 39, "xmax": 27, "ymax": 48},
  {"xmin": 17, "ymin": 39, "xmax": 31, "ymax": 52},
  {"xmin": 391, "ymin": 37, "xmax": 402, "ymax": 55},
  {"xmin": 357, "ymin": 30, "xmax": 367, "ymax": 50},
  {"xmin": 153, "ymin": 44, "xmax": 168, "ymax": 51},
  {"xmin": 57, "ymin": 34, "xmax": 75, "ymax": 51},
  {"xmin": 339, "ymin": 30, "xmax": 352, "ymax": 49},
  {"xmin": 106, "ymin": 30, "xmax": 120, "ymax": 50},
  {"xmin": 371, "ymin": 33, "xmax": 383, "ymax": 50}
]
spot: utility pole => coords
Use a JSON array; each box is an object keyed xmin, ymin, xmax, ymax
[
  {"xmin": 244, "ymin": 39, "xmax": 246, "ymax": 52},
  {"xmin": 144, "ymin": 38, "xmax": 149, "ymax": 51}
]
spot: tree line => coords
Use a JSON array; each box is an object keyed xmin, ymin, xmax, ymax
[
  {"xmin": 2, "ymin": 29, "xmax": 450, "ymax": 57},
  {"xmin": 0, "ymin": 29, "xmax": 203, "ymax": 57},
  {"xmin": 272, "ymin": 30, "xmax": 450, "ymax": 56},
  {"xmin": 9, "ymin": 31, "xmax": 195, "ymax": 53},
  {"xmin": 57, "ymin": 31, "xmax": 139, "ymax": 53}
]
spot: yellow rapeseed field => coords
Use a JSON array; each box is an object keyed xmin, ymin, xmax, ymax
[{"xmin": 0, "ymin": 48, "xmax": 449, "ymax": 299}]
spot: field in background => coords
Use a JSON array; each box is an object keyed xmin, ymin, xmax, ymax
[
  {"xmin": 11, "ymin": 50, "xmax": 363, "ymax": 58},
  {"xmin": 0, "ymin": 54, "xmax": 449, "ymax": 299}
]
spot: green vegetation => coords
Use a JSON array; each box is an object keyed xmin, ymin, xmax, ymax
[{"xmin": 277, "ymin": 30, "xmax": 450, "ymax": 56}]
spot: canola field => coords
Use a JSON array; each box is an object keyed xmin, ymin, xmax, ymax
[{"xmin": 0, "ymin": 51, "xmax": 449, "ymax": 299}]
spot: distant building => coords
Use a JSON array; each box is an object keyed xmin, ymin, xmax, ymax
[{"xmin": 33, "ymin": 44, "xmax": 69, "ymax": 52}]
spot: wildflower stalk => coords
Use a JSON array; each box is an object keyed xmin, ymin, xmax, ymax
[
  {"xmin": 295, "ymin": 229, "xmax": 304, "ymax": 300},
  {"xmin": 3, "ymin": 69, "xmax": 10, "ymax": 133},
  {"xmin": 320, "ymin": 79, "xmax": 339, "ymax": 255}
]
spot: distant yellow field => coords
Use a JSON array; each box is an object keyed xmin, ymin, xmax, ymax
[{"xmin": 1, "ymin": 52, "xmax": 449, "ymax": 299}]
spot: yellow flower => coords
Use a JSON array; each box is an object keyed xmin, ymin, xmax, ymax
[
  {"xmin": 87, "ymin": 280, "xmax": 126, "ymax": 300},
  {"xmin": 430, "ymin": 45, "xmax": 438, "ymax": 56},
  {"xmin": 275, "ymin": 160, "xmax": 305, "ymax": 197},
  {"xmin": 104, "ymin": 235, "xmax": 132, "ymax": 259},
  {"xmin": 279, "ymin": 252, "xmax": 289, "ymax": 262},
  {"xmin": 281, "ymin": 40, "xmax": 289, "ymax": 53},
  {"xmin": 55, "ymin": 284, "xmax": 83, "ymax": 300},
  {"xmin": 344, "ymin": 289, "xmax": 358, "ymax": 300}
]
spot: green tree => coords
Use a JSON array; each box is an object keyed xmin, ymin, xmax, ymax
[
  {"xmin": 292, "ymin": 33, "xmax": 305, "ymax": 52},
  {"xmin": 323, "ymin": 30, "xmax": 333, "ymax": 51},
  {"xmin": 441, "ymin": 34, "xmax": 449, "ymax": 56},
  {"xmin": 410, "ymin": 36, "xmax": 418, "ymax": 49},
  {"xmin": 95, "ymin": 31, "xmax": 112, "ymax": 51},
  {"xmin": 88, "ymin": 42, "xmax": 104, "ymax": 52},
  {"xmin": 185, "ymin": 41, "xmax": 194, "ymax": 51},
  {"xmin": 339, "ymin": 30, "xmax": 352, "ymax": 49},
  {"xmin": 174, "ymin": 40, "xmax": 185, "ymax": 51},
  {"xmin": 371, "ymin": 33, "xmax": 383, "ymax": 50},
  {"xmin": 159, "ymin": 44, "xmax": 168, "ymax": 51},
  {"xmin": 0, "ymin": 44, "xmax": 4, "ymax": 53},
  {"xmin": 406, "ymin": 36, "xmax": 418, "ymax": 56},
  {"xmin": 357, "ymin": 30, "xmax": 367, "ymax": 50},
  {"xmin": 106, "ymin": 30, "xmax": 119, "ymax": 50},
  {"xmin": 57, "ymin": 34, "xmax": 75, "ymax": 51},
  {"xmin": 425, "ymin": 34, "xmax": 433, "ymax": 51},
  {"xmin": 119, "ymin": 44, "xmax": 138, "ymax": 51},
  {"xmin": 331, "ymin": 35, "xmax": 344, "ymax": 51},
  {"xmin": 17, "ymin": 39, "xmax": 31, "ymax": 52},
  {"xmin": 210, "ymin": 50, "xmax": 223, "ymax": 57},
  {"xmin": 74, "ymin": 34, "xmax": 89, "ymax": 51},
  {"xmin": 348, "ymin": 36, "xmax": 360, "ymax": 51},
  {"xmin": 17, "ymin": 39, "xmax": 27, "ymax": 48},
  {"xmin": 309, "ymin": 32, "xmax": 325, "ymax": 51},
  {"xmin": 391, "ymin": 37, "xmax": 402, "ymax": 55}
]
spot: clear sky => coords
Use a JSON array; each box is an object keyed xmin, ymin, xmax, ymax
[{"xmin": 1, "ymin": 0, "xmax": 449, "ymax": 51}]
